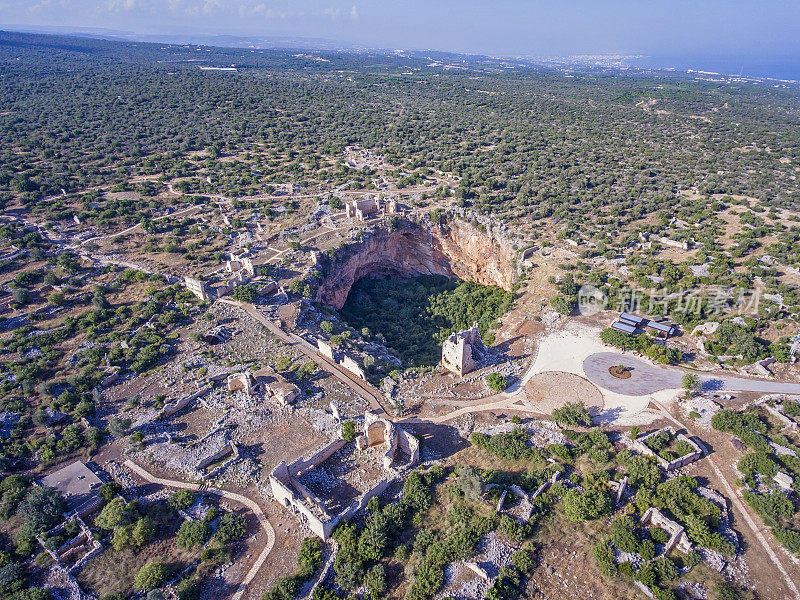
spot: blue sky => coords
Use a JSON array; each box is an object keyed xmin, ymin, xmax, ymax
[{"xmin": 1, "ymin": 0, "xmax": 799, "ymax": 59}]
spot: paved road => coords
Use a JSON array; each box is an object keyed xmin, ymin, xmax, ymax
[
  {"xmin": 217, "ymin": 298, "xmax": 388, "ymax": 414},
  {"xmin": 124, "ymin": 459, "xmax": 275, "ymax": 600},
  {"xmin": 583, "ymin": 352, "xmax": 800, "ymax": 396}
]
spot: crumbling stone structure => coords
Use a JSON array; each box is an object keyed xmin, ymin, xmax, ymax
[
  {"xmin": 441, "ymin": 323, "xmax": 484, "ymax": 376},
  {"xmin": 345, "ymin": 198, "xmax": 379, "ymax": 221},
  {"xmin": 166, "ymin": 426, "xmax": 239, "ymax": 479},
  {"xmin": 356, "ymin": 412, "xmax": 420, "ymax": 469},
  {"xmin": 203, "ymin": 325, "xmax": 231, "ymax": 345},
  {"xmin": 227, "ymin": 368, "xmax": 300, "ymax": 404},
  {"xmin": 226, "ymin": 250, "xmax": 255, "ymax": 277},
  {"xmin": 344, "ymin": 197, "xmax": 401, "ymax": 222},
  {"xmin": 640, "ymin": 507, "xmax": 692, "ymax": 554},
  {"xmin": 632, "ymin": 427, "xmax": 704, "ymax": 471},
  {"xmin": 316, "ymin": 339, "xmax": 367, "ymax": 380},
  {"xmin": 184, "ymin": 276, "xmax": 211, "ymax": 302},
  {"xmin": 270, "ymin": 413, "xmax": 419, "ymax": 539}
]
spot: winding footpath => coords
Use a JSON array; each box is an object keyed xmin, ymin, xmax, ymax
[{"xmin": 123, "ymin": 459, "xmax": 275, "ymax": 600}]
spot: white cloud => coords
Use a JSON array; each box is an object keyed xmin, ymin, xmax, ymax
[{"xmin": 350, "ymin": 4, "xmax": 358, "ymax": 19}]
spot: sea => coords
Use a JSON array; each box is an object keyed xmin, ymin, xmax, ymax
[{"xmin": 633, "ymin": 54, "xmax": 800, "ymax": 82}]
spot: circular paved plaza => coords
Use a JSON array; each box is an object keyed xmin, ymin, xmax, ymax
[{"xmin": 583, "ymin": 352, "xmax": 800, "ymax": 396}]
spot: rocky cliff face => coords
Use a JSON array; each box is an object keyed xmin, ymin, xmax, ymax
[{"xmin": 315, "ymin": 218, "xmax": 516, "ymax": 309}]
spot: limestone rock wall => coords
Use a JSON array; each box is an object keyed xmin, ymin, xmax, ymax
[{"xmin": 315, "ymin": 218, "xmax": 516, "ymax": 309}]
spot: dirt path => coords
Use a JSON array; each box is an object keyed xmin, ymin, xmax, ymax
[
  {"xmin": 217, "ymin": 298, "xmax": 389, "ymax": 415},
  {"xmin": 651, "ymin": 402, "xmax": 800, "ymax": 600},
  {"xmin": 123, "ymin": 459, "xmax": 275, "ymax": 600},
  {"xmin": 77, "ymin": 204, "xmax": 203, "ymax": 246}
]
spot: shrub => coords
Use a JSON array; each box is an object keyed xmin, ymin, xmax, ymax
[
  {"xmin": 683, "ymin": 550, "xmax": 701, "ymax": 569},
  {"xmin": 651, "ymin": 557, "xmax": 678, "ymax": 584},
  {"xmin": 649, "ymin": 527, "xmax": 669, "ymax": 545},
  {"xmin": 341, "ymin": 420, "xmax": 356, "ymax": 442},
  {"xmin": 737, "ymin": 452, "xmax": 777, "ymax": 479},
  {"xmin": 610, "ymin": 516, "xmax": 638, "ymax": 553},
  {"xmin": 470, "ymin": 427, "xmax": 544, "ymax": 463},
  {"xmin": 215, "ymin": 512, "xmax": 247, "ymax": 543},
  {"xmin": 551, "ymin": 402, "xmax": 592, "ymax": 427},
  {"xmin": 455, "ymin": 466, "xmax": 483, "ymax": 501},
  {"xmin": 176, "ymin": 578, "xmax": 200, "ymax": 600},
  {"xmin": 652, "ymin": 587, "xmax": 677, "ymax": 600},
  {"xmin": 364, "ymin": 563, "xmax": 387, "ymax": 596},
  {"xmin": 485, "ymin": 372, "xmax": 507, "ymax": 392},
  {"xmin": 562, "ymin": 488, "xmax": 612, "ymax": 522},
  {"xmin": 638, "ymin": 539, "xmax": 655, "ymax": 561},
  {"xmin": 168, "ymin": 490, "xmax": 195, "ymax": 511},
  {"xmin": 177, "ymin": 520, "xmax": 211, "ymax": 549},
  {"xmin": 133, "ymin": 562, "xmax": 169, "ymax": 592},
  {"xmin": 772, "ymin": 527, "xmax": 800, "ymax": 556},
  {"xmin": 592, "ymin": 540, "xmax": 616, "ymax": 576},
  {"xmin": 18, "ymin": 486, "xmax": 66, "ymax": 533},
  {"xmin": 682, "ymin": 373, "xmax": 701, "ymax": 393},
  {"xmin": 713, "ymin": 581, "xmax": 742, "ymax": 600},
  {"xmin": 231, "ymin": 285, "xmax": 258, "ymax": 303},
  {"xmin": 618, "ymin": 561, "xmax": 635, "ymax": 577}
]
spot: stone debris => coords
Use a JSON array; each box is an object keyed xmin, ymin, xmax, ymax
[
  {"xmin": 476, "ymin": 420, "xmax": 570, "ymax": 449},
  {"xmin": 680, "ymin": 396, "xmax": 722, "ymax": 429},
  {"xmin": 437, "ymin": 532, "xmax": 517, "ymax": 600}
]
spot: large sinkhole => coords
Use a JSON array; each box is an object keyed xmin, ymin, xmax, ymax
[{"xmin": 338, "ymin": 274, "xmax": 513, "ymax": 368}]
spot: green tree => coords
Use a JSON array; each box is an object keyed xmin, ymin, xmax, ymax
[
  {"xmin": 341, "ymin": 420, "xmax": 357, "ymax": 442},
  {"xmin": 215, "ymin": 512, "xmax": 247, "ymax": 543},
  {"xmin": 562, "ymin": 488, "xmax": 612, "ymax": 522},
  {"xmin": 485, "ymin": 372, "xmax": 507, "ymax": 392},
  {"xmin": 682, "ymin": 373, "xmax": 701, "ymax": 394},
  {"xmin": 364, "ymin": 563, "xmax": 387, "ymax": 596},
  {"xmin": 551, "ymin": 402, "xmax": 593, "ymax": 427},
  {"xmin": 168, "ymin": 490, "xmax": 195, "ymax": 511},
  {"xmin": 232, "ymin": 285, "xmax": 258, "ymax": 303},
  {"xmin": 133, "ymin": 562, "xmax": 169, "ymax": 592},
  {"xmin": 17, "ymin": 486, "xmax": 65, "ymax": 533},
  {"xmin": 177, "ymin": 520, "xmax": 210, "ymax": 549},
  {"xmin": 275, "ymin": 356, "xmax": 292, "ymax": 371}
]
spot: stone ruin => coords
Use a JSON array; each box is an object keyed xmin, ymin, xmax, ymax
[
  {"xmin": 316, "ymin": 338, "xmax": 367, "ymax": 380},
  {"xmin": 184, "ymin": 276, "xmax": 212, "ymax": 302},
  {"xmin": 226, "ymin": 250, "xmax": 255, "ymax": 277},
  {"xmin": 640, "ymin": 507, "xmax": 692, "ymax": 554},
  {"xmin": 631, "ymin": 426, "xmax": 705, "ymax": 471},
  {"xmin": 227, "ymin": 366, "xmax": 300, "ymax": 404},
  {"xmin": 441, "ymin": 323, "xmax": 485, "ymax": 376},
  {"xmin": 161, "ymin": 425, "xmax": 240, "ymax": 479},
  {"xmin": 344, "ymin": 196, "xmax": 401, "ymax": 222},
  {"xmin": 203, "ymin": 325, "xmax": 231, "ymax": 345},
  {"xmin": 270, "ymin": 412, "xmax": 419, "ymax": 539}
]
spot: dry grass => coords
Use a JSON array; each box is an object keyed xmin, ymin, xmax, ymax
[
  {"xmin": 527, "ymin": 513, "xmax": 641, "ymax": 600},
  {"xmin": 77, "ymin": 537, "xmax": 200, "ymax": 597},
  {"xmin": 77, "ymin": 504, "xmax": 200, "ymax": 597}
]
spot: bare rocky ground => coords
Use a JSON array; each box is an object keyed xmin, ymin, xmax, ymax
[{"xmin": 437, "ymin": 531, "xmax": 517, "ymax": 600}]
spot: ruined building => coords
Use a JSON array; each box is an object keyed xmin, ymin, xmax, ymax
[
  {"xmin": 441, "ymin": 323, "xmax": 484, "ymax": 376},
  {"xmin": 344, "ymin": 197, "xmax": 401, "ymax": 222},
  {"xmin": 270, "ymin": 412, "xmax": 419, "ymax": 539},
  {"xmin": 227, "ymin": 367, "xmax": 300, "ymax": 404},
  {"xmin": 184, "ymin": 276, "xmax": 211, "ymax": 302}
]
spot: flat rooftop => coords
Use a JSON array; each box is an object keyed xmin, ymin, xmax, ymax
[{"xmin": 39, "ymin": 461, "xmax": 103, "ymax": 512}]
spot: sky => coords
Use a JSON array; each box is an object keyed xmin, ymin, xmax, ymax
[{"xmin": 1, "ymin": 0, "xmax": 799, "ymax": 61}]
